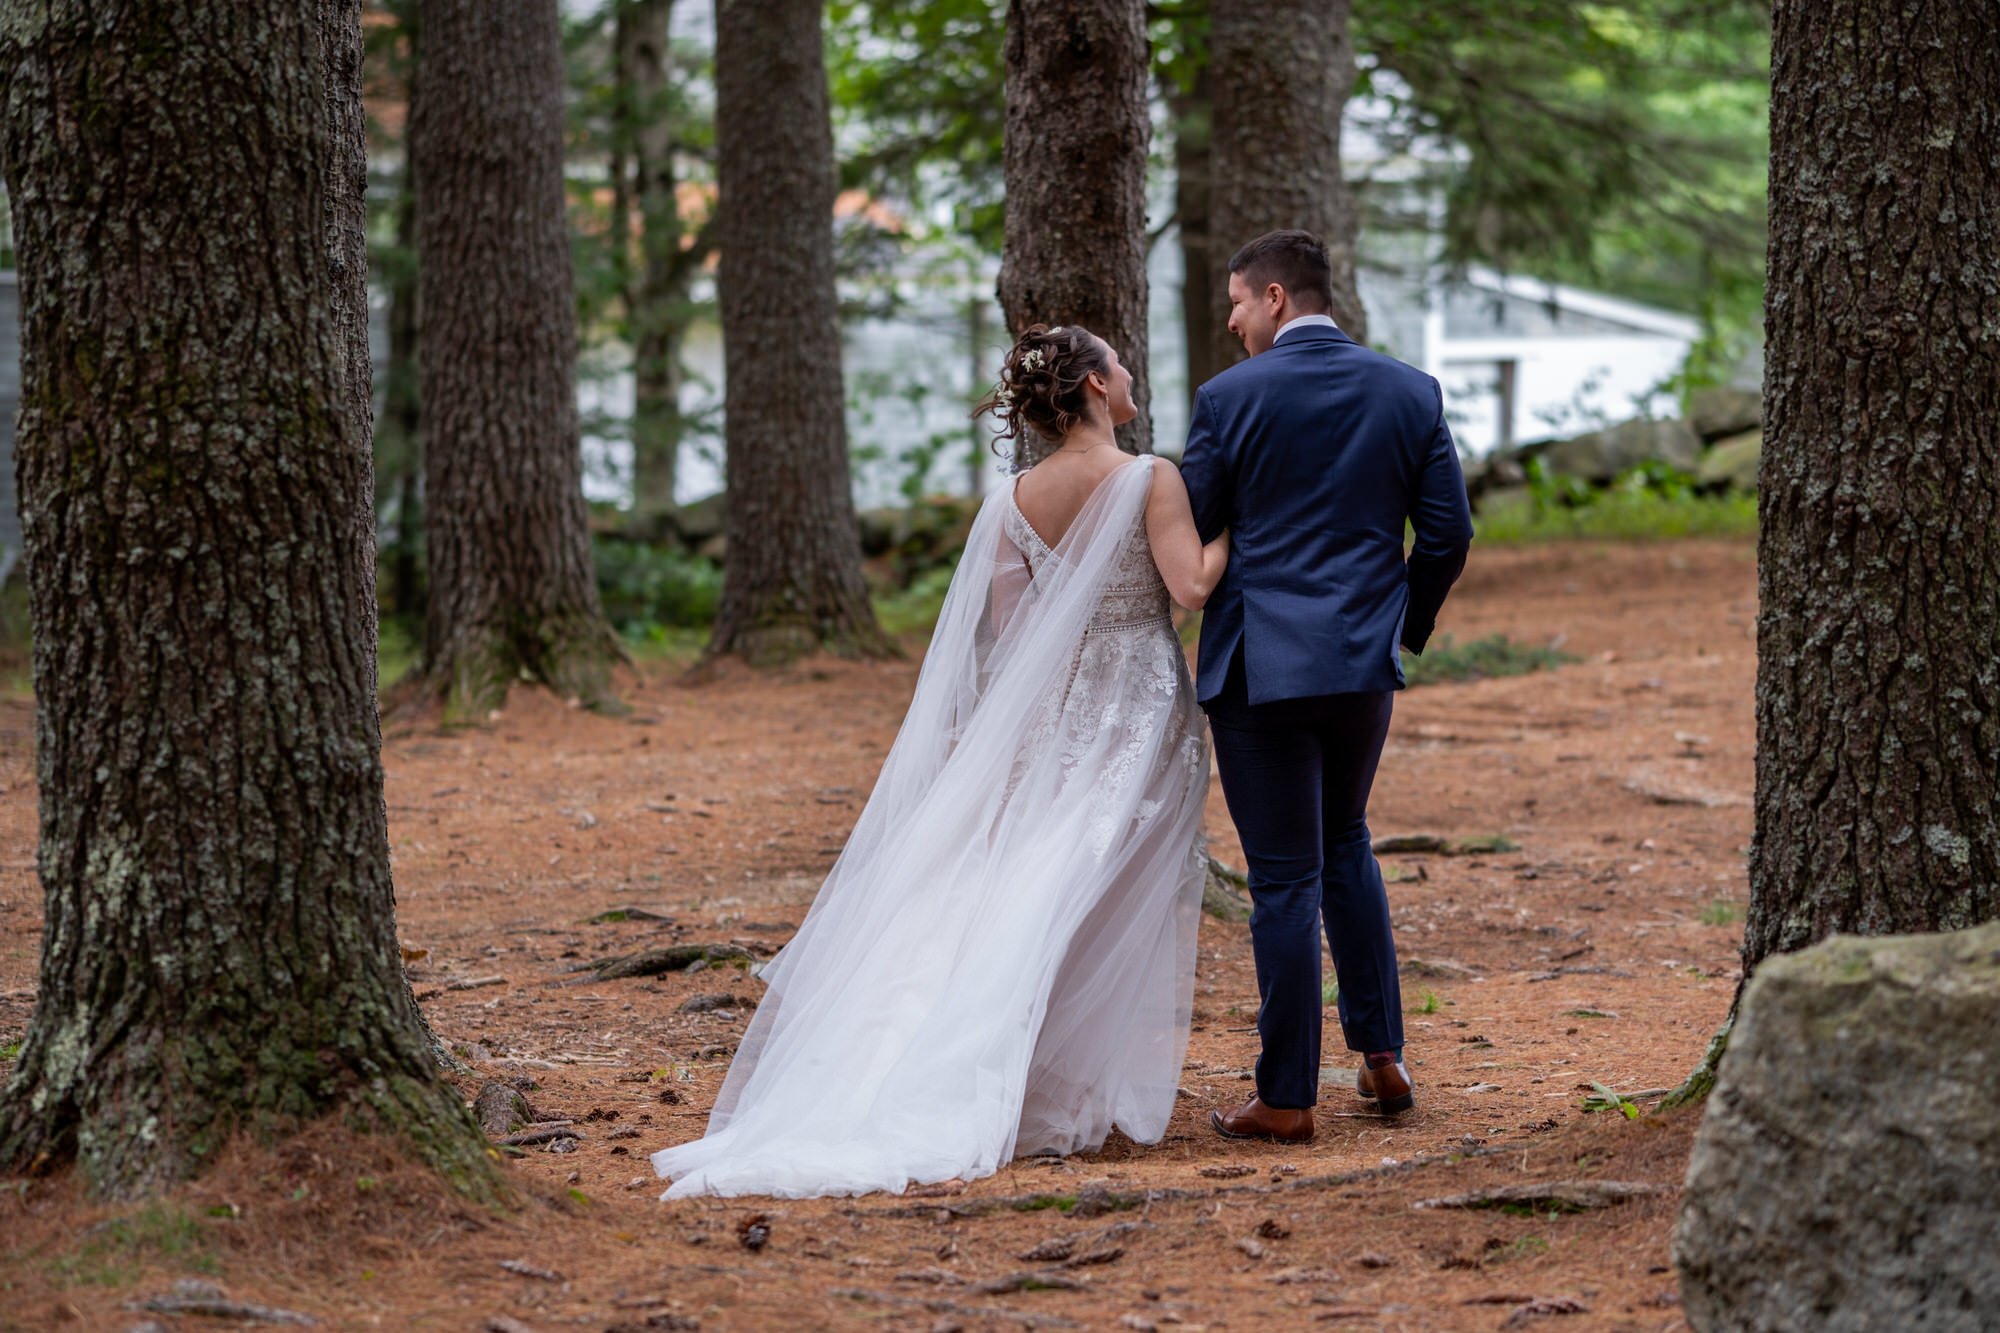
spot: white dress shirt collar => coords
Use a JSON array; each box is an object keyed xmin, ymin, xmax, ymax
[{"xmin": 1274, "ymin": 313, "xmax": 1339, "ymax": 344}]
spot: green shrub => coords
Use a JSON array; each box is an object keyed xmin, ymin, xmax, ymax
[
  {"xmin": 593, "ymin": 539, "xmax": 723, "ymax": 636},
  {"xmin": 1480, "ymin": 456, "xmax": 1758, "ymax": 543},
  {"xmin": 1403, "ymin": 633, "xmax": 1575, "ymax": 687},
  {"xmin": 873, "ymin": 557, "xmax": 959, "ymax": 636}
]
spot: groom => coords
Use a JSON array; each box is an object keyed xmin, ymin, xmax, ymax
[{"xmin": 1183, "ymin": 230, "xmax": 1473, "ymax": 1142}]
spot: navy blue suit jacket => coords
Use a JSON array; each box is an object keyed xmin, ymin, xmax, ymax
[{"xmin": 1181, "ymin": 324, "xmax": 1474, "ymax": 705}]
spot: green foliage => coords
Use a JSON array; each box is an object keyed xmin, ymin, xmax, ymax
[
  {"xmin": 1401, "ymin": 634, "xmax": 1576, "ymax": 687},
  {"xmin": 827, "ymin": 0, "xmax": 1008, "ymax": 249},
  {"xmin": 1363, "ymin": 1, "xmax": 1770, "ymax": 347},
  {"xmin": 1477, "ymin": 482, "xmax": 1758, "ymax": 543},
  {"xmin": 824, "ymin": 0, "xmax": 1770, "ymax": 401},
  {"xmin": 1322, "ymin": 978, "xmax": 1340, "ymax": 1007},
  {"xmin": 592, "ymin": 539, "xmax": 724, "ymax": 637},
  {"xmin": 0, "ymin": 1041, "xmax": 20, "ymax": 1062},
  {"xmin": 872, "ymin": 559, "xmax": 959, "ymax": 637},
  {"xmin": 1017, "ymin": 1194, "xmax": 1079, "ymax": 1213},
  {"xmin": 1488, "ymin": 1234, "xmax": 1552, "ymax": 1264},
  {"xmin": 1581, "ymin": 1081, "xmax": 1642, "ymax": 1119},
  {"xmin": 1699, "ymin": 898, "xmax": 1740, "ymax": 926},
  {"xmin": 377, "ymin": 618, "xmax": 420, "ymax": 691},
  {"xmin": 45, "ymin": 1204, "xmax": 218, "ymax": 1287},
  {"xmin": 1419, "ymin": 989, "xmax": 1443, "ymax": 1015}
]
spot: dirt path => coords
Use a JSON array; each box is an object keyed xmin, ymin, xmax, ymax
[{"xmin": 0, "ymin": 538, "xmax": 1754, "ymax": 1330}]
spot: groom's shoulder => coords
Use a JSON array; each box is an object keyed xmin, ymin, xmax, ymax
[
  {"xmin": 1198, "ymin": 348, "xmax": 1287, "ymax": 402},
  {"xmin": 1201, "ymin": 338, "xmax": 1440, "ymax": 406}
]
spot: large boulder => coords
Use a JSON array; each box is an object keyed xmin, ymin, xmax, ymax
[
  {"xmin": 1695, "ymin": 429, "xmax": 1762, "ymax": 493},
  {"xmin": 1674, "ymin": 920, "xmax": 2000, "ymax": 1331},
  {"xmin": 1689, "ymin": 386, "xmax": 1762, "ymax": 441},
  {"xmin": 1541, "ymin": 417, "xmax": 1701, "ymax": 483},
  {"xmin": 673, "ymin": 491, "xmax": 727, "ymax": 546}
]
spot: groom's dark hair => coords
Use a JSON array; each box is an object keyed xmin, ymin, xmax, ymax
[{"xmin": 1228, "ymin": 230, "xmax": 1335, "ymax": 313}]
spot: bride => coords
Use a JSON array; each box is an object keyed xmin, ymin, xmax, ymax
[{"xmin": 651, "ymin": 324, "xmax": 1229, "ymax": 1198}]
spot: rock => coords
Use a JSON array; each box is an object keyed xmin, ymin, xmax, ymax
[
  {"xmin": 1471, "ymin": 484, "xmax": 1535, "ymax": 526},
  {"xmin": 673, "ymin": 491, "xmax": 727, "ymax": 546},
  {"xmin": 473, "ymin": 1082, "xmax": 537, "ymax": 1137},
  {"xmin": 1464, "ymin": 451, "xmax": 1529, "ymax": 500},
  {"xmin": 678, "ymin": 992, "xmax": 739, "ymax": 1014},
  {"xmin": 1695, "ymin": 429, "xmax": 1761, "ymax": 493},
  {"xmin": 856, "ymin": 508, "xmax": 899, "ymax": 556},
  {"xmin": 1674, "ymin": 920, "xmax": 2000, "ymax": 1331},
  {"xmin": 1688, "ymin": 386, "xmax": 1761, "ymax": 441},
  {"xmin": 1542, "ymin": 418, "xmax": 1701, "ymax": 483}
]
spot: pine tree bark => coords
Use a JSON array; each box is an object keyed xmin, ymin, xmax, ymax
[
  {"xmin": 614, "ymin": 0, "xmax": 695, "ymax": 521},
  {"xmin": 706, "ymin": 0, "xmax": 890, "ymax": 665},
  {"xmin": 0, "ymin": 0, "xmax": 496, "ymax": 1199},
  {"xmin": 1171, "ymin": 63, "xmax": 1224, "ymax": 403},
  {"xmin": 998, "ymin": 0, "xmax": 1153, "ymax": 455},
  {"xmin": 1207, "ymin": 0, "xmax": 1368, "ymax": 373},
  {"xmin": 412, "ymin": 0, "xmax": 622, "ymax": 718},
  {"xmin": 1745, "ymin": 0, "xmax": 2000, "ymax": 971},
  {"xmin": 381, "ymin": 173, "xmax": 426, "ymax": 619}
]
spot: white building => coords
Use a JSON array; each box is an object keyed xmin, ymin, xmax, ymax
[{"xmin": 1383, "ymin": 266, "xmax": 1702, "ymax": 455}]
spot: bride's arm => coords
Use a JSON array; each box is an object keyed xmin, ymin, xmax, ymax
[
  {"xmin": 1145, "ymin": 461, "xmax": 1229, "ymax": 610},
  {"xmin": 990, "ymin": 531, "xmax": 1035, "ymax": 638}
]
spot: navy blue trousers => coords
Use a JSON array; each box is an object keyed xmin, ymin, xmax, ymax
[{"xmin": 1205, "ymin": 656, "xmax": 1402, "ymax": 1109}]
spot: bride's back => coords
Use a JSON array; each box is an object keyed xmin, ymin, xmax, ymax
[{"xmin": 1012, "ymin": 452, "xmax": 1141, "ymax": 550}]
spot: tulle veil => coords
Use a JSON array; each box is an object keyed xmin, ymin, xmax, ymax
[{"xmin": 652, "ymin": 458, "xmax": 1207, "ymax": 1198}]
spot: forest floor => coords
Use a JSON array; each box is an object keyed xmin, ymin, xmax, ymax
[{"xmin": 0, "ymin": 538, "xmax": 1758, "ymax": 1332}]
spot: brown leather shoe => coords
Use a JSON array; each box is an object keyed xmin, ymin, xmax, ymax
[
  {"xmin": 1355, "ymin": 1055, "xmax": 1415, "ymax": 1115},
  {"xmin": 1209, "ymin": 1094, "xmax": 1314, "ymax": 1143}
]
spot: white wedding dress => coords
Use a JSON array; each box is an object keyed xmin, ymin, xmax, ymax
[{"xmin": 651, "ymin": 457, "xmax": 1210, "ymax": 1199}]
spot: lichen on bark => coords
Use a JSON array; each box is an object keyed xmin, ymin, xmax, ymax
[{"xmin": 0, "ymin": 0, "xmax": 498, "ymax": 1202}]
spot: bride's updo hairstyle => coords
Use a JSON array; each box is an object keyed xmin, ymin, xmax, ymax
[{"xmin": 974, "ymin": 323, "xmax": 1108, "ymax": 466}]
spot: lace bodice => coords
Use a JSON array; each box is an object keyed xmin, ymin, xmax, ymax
[{"xmin": 1006, "ymin": 481, "xmax": 1174, "ymax": 637}]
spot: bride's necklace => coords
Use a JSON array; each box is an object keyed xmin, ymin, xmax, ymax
[{"xmin": 1053, "ymin": 440, "xmax": 1112, "ymax": 458}]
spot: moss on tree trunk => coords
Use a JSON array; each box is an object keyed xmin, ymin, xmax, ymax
[
  {"xmin": 1665, "ymin": 0, "xmax": 1999, "ymax": 1110},
  {"xmin": 705, "ymin": 0, "xmax": 892, "ymax": 666},
  {"xmin": 0, "ymin": 0, "xmax": 498, "ymax": 1201},
  {"xmin": 1207, "ymin": 0, "xmax": 1368, "ymax": 368},
  {"xmin": 1746, "ymin": 0, "xmax": 2000, "ymax": 971},
  {"xmin": 998, "ymin": 0, "xmax": 1154, "ymax": 456},
  {"xmin": 412, "ymin": 0, "xmax": 624, "ymax": 718}
]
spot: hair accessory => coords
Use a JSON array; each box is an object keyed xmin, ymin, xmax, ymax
[{"xmin": 1020, "ymin": 348, "xmax": 1045, "ymax": 371}]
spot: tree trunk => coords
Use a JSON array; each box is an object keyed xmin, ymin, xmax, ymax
[
  {"xmin": 0, "ymin": 0, "xmax": 496, "ymax": 1200},
  {"xmin": 1744, "ymin": 0, "xmax": 2000, "ymax": 972},
  {"xmin": 413, "ymin": 0, "xmax": 622, "ymax": 719},
  {"xmin": 998, "ymin": 0, "xmax": 1153, "ymax": 456},
  {"xmin": 614, "ymin": 0, "xmax": 693, "ymax": 521},
  {"xmin": 1171, "ymin": 62, "xmax": 1223, "ymax": 404},
  {"xmin": 1207, "ymin": 0, "xmax": 1368, "ymax": 374},
  {"xmin": 382, "ymin": 173, "xmax": 426, "ymax": 620},
  {"xmin": 706, "ymin": 0, "xmax": 890, "ymax": 666}
]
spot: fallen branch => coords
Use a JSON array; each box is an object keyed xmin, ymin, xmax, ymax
[
  {"xmin": 129, "ymin": 1281, "xmax": 316, "ymax": 1325},
  {"xmin": 1412, "ymin": 1181, "xmax": 1663, "ymax": 1211},
  {"xmin": 853, "ymin": 1147, "xmax": 1527, "ymax": 1220},
  {"xmin": 590, "ymin": 943, "xmax": 754, "ymax": 980},
  {"xmin": 497, "ymin": 1122, "xmax": 580, "ymax": 1147},
  {"xmin": 830, "ymin": 1288, "xmax": 1080, "ymax": 1329},
  {"xmin": 499, "ymin": 1259, "xmax": 565, "ymax": 1282}
]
